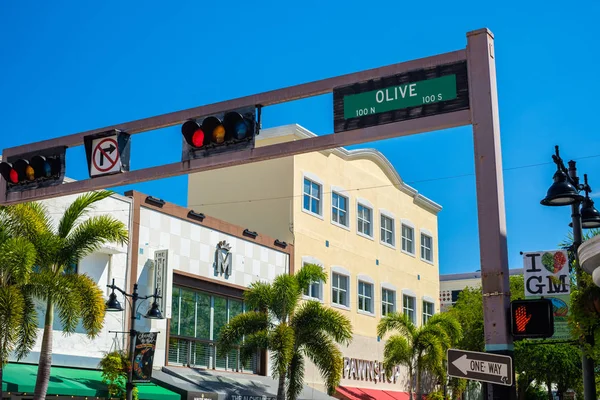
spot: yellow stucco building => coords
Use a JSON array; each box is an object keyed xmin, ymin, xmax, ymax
[{"xmin": 187, "ymin": 124, "xmax": 442, "ymax": 397}]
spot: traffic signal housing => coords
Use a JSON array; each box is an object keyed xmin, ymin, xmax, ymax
[
  {"xmin": 181, "ymin": 106, "xmax": 258, "ymax": 161},
  {"xmin": 510, "ymin": 298, "xmax": 554, "ymax": 339},
  {"xmin": 0, "ymin": 147, "xmax": 66, "ymax": 192}
]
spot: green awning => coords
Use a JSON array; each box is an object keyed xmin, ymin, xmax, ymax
[{"xmin": 1, "ymin": 363, "xmax": 180, "ymax": 400}]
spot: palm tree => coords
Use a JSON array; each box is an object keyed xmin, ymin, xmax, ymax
[
  {"xmin": 1, "ymin": 191, "xmax": 129, "ymax": 400},
  {"xmin": 0, "ymin": 220, "xmax": 38, "ymax": 400},
  {"xmin": 377, "ymin": 312, "xmax": 461, "ymax": 400},
  {"xmin": 218, "ymin": 263, "xmax": 353, "ymax": 400}
]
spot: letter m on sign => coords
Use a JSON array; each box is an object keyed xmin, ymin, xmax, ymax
[{"xmin": 217, "ymin": 248, "xmax": 232, "ymax": 276}]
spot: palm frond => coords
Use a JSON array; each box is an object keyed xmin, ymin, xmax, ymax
[
  {"xmin": 425, "ymin": 313, "xmax": 462, "ymax": 345},
  {"xmin": 292, "ymin": 300, "xmax": 352, "ymax": 346},
  {"xmin": 1, "ymin": 202, "xmax": 53, "ymax": 240},
  {"xmin": 268, "ymin": 323, "xmax": 295, "ymax": 377},
  {"xmin": 71, "ymin": 273, "xmax": 106, "ymax": 338},
  {"xmin": 382, "ymin": 335, "xmax": 413, "ymax": 377},
  {"xmin": 302, "ymin": 331, "xmax": 343, "ymax": 396},
  {"xmin": 377, "ymin": 311, "xmax": 416, "ymax": 339},
  {"xmin": 0, "ymin": 236, "xmax": 37, "ymax": 285},
  {"xmin": 271, "ymin": 274, "xmax": 300, "ymax": 321},
  {"xmin": 53, "ymin": 274, "xmax": 80, "ymax": 335},
  {"xmin": 295, "ymin": 263, "xmax": 327, "ymax": 293},
  {"xmin": 218, "ymin": 312, "xmax": 269, "ymax": 356},
  {"xmin": 0, "ymin": 286, "xmax": 25, "ymax": 365},
  {"xmin": 63, "ymin": 214, "xmax": 128, "ymax": 266},
  {"xmin": 243, "ymin": 281, "xmax": 273, "ymax": 312},
  {"xmin": 14, "ymin": 290, "xmax": 38, "ymax": 361},
  {"xmin": 415, "ymin": 331, "xmax": 445, "ymax": 369},
  {"xmin": 239, "ymin": 330, "xmax": 270, "ymax": 364},
  {"xmin": 58, "ymin": 191, "xmax": 115, "ymax": 238},
  {"xmin": 286, "ymin": 350, "xmax": 305, "ymax": 400}
]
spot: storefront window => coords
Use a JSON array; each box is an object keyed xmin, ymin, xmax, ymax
[{"xmin": 169, "ymin": 286, "xmax": 254, "ymax": 372}]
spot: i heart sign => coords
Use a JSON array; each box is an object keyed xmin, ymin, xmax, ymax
[{"xmin": 541, "ymin": 251, "xmax": 568, "ymax": 274}]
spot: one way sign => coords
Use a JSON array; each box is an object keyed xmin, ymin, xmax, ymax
[{"xmin": 447, "ymin": 349, "xmax": 513, "ymax": 386}]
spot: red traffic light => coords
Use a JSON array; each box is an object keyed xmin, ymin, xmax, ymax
[
  {"xmin": 181, "ymin": 107, "xmax": 256, "ymax": 152},
  {"xmin": 510, "ymin": 298, "xmax": 554, "ymax": 339},
  {"xmin": 0, "ymin": 150, "xmax": 65, "ymax": 192}
]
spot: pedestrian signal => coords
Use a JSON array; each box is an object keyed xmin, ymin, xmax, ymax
[{"xmin": 510, "ymin": 298, "xmax": 554, "ymax": 339}]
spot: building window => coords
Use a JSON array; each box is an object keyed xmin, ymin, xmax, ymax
[
  {"xmin": 302, "ymin": 263, "xmax": 322, "ymax": 300},
  {"xmin": 451, "ymin": 290, "xmax": 462, "ymax": 304},
  {"xmin": 169, "ymin": 286, "xmax": 255, "ymax": 372},
  {"xmin": 381, "ymin": 215, "xmax": 395, "ymax": 246},
  {"xmin": 403, "ymin": 294, "xmax": 416, "ymax": 324},
  {"xmin": 358, "ymin": 281, "xmax": 373, "ymax": 313},
  {"xmin": 402, "ymin": 224, "xmax": 414, "ymax": 254},
  {"xmin": 421, "ymin": 233, "xmax": 433, "ymax": 262},
  {"xmin": 422, "ymin": 301, "xmax": 434, "ymax": 325},
  {"xmin": 332, "ymin": 192, "xmax": 348, "ymax": 227},
  {"xmin": 332, "ymin": 273, "xmax": 349, "ymax": 307},
  {"xmin": 357, "ymin": 204, "xmax": 372, "ymax": 236},
  {"xmin": 382, "ymin": 289, "xmax": 395, "ymax": 316},
  {"xmin": 303, "ymin": 178, "xmax": 321, "ymax": 215}
]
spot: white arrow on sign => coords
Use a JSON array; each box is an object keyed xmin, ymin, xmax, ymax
[{"xmin": 452, "ymin": 354, "xmax": 507, "ymax": 378}]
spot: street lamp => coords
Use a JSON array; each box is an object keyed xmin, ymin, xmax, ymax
[
  {"xmin": 106, "ymin": 279, "xmax": 164, "ymax": 400},
  {"xmin": 540, "ymin": 145, "xmax": 600, "ymax": 400}
]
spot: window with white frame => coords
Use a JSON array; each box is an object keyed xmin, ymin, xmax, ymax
[
  {"xmin": 331, "ymin": 273, "xmax": 349, "ymax": 307},
  {"xmin": 303, "ymin": 178, "xmax": 321, "ymax": 215},
  {"xmin": 422, "ymin": 301, "xmax": 434, "ymax": 325},
  {"xmin": 403, "ymin": 294, "xmax": 416, "ymax": 324},
  {"xmin": 332, "ymin": 192, "xmax": 348, "ymax": 227},
  {"xmin": 401, "ymin": 224, "xmax": 414, "ymax": 254},
  {"xmin": 358, "ymin": 281, "xmax": 373, "ymax": 313},
  {"xmin": 381, "ymin": 288, "xmax": 395, "ymax": 316},
  {"xmin": 357, "ymin": 204, "xmax": 372, "ymax": 236},
  {"xmin": 381, "ymin": 214, "xmax": 394, "ymax": 246},
  {"xmin": 302, "ymin": 263, "xmax": 322, "ymax": 300},
  {"xmin": 421, "ymin": 233, "xmax": 433, "ymax": 262}
]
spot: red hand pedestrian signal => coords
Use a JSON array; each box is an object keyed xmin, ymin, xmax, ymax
[
  {"xmin": 510, "ymin": 299, "xmax": 554, "ymax": 339},
  {"xmin": 515, "ymin": 305, "xmax": 532, "ymax": 332}
]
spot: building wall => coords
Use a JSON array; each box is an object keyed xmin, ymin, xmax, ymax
[
  {"xmin": 128, "ymin": 192, "xmax": 291, "ymax": 374},
  {"xmin": 13, "ymin": 191, "xmax": 132, "ymax": 369},
  {"xmin": 187, "ymin": 156, "xmax": 294, "ymax": 244}
]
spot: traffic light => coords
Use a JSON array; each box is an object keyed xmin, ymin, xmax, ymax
[
  {"xmin": 510, "ymin": 298, "xmax": 554, "ymax": 339},
  {"xmin": 0, "ymin": 147, "xmax": 66, "ymax": 192},
  {"xmin": 181, "ymin": 106, "xmax": 258, "ymax": 161}
]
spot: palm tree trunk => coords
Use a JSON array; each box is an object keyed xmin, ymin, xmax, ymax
[
  {"xmin": 416, "ymin": 365, "xmax": 423, "ymax": 400},
  {"xmin": 1, "ymin": 364, "xmax": 4, "ymax": 400},
  {"xmin": 276, "ymin": 372, "xmax": 286, "ymax": 400},
  {"xmin": 34, "ymin": 298, "xmax": 54, "ymax": 400},
  {"xmin": 546, "ymin": 380, "xmax": 552, "ymax": 400}
]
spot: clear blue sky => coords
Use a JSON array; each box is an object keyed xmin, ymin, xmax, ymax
[{"xmin": 1, "ymin": 1, "xmax": 599, "ymax": 274}]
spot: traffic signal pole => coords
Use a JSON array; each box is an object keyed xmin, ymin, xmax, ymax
[{"xmin": 466, "ymin": 29, "xmax": 516, "ymax": 400}]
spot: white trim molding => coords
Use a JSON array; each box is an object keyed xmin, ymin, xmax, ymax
[
  {"xmin": 401, "ymin": 288, "xmax": 417, "ymax": 298},
  {"xmin": 422, "ymin": 295, "xmax": 436, "ymax": 304},
  {"xmin": 357, "ymin": 274, "xmax": 375, "ymax": 285},
  {"xmin": 381, "ymin": 282, "xmax": 398, "ymax": 292},
  {"xmin": 331, "ymin": 265, "xmax": 351, "ymax": 276},
  {"xmin": 301, "ymin": 256, "xmax": 323, "ymax": 267}
]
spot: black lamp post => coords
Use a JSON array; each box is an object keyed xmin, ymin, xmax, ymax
[
  {"xmin": 540, "ymin": 145, "xmax": 600, "ymax": 400},
  {"xmin": 106, "ymin": 279, "xmax": 164, "ymax": 400}
]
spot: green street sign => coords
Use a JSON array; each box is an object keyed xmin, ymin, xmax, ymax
[
  {"xmin": 343, "ymin": 75, "xmax": 457, "ymax": 119},
  {"xmin": 333, "ymin": 61, "xmax": 470, "ymax": 133}
]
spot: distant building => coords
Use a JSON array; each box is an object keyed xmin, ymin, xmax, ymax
[{"xmin": 439, "ymin": 269, "xmax": 524, "ymax": 311}]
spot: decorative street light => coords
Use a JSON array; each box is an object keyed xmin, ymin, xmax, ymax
[
  {"xmin": 106, "ymin": 279, "xmax": 164, "ymax": 400},
  {"xmin": 540, "ymin": 145, "xmax": 600, "ymax": 400}
]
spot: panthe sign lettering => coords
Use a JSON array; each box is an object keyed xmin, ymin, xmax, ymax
[
  {"xmin": 343, "ymin": 357, "xmax": 402, "ymax": 384},
  {"xmin": 523, "ymin": 250, "xmax": 570, "ymax": 296}
]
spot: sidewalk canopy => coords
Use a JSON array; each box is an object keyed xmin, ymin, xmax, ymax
[
  {"xmin": 335, "ymin": 386, "xmax": 410, "ymax": 400},
  {"xmin": 1, "ymin": 363, "xmax": 180, "ymax": 400}
]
